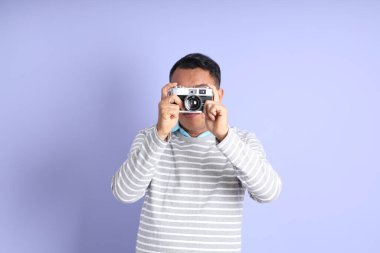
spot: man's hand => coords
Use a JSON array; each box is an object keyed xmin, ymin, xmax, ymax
[
  {"xmin": 203, "ymin": 84, "xmax": 229, "ymax": 142},
  {"xmin": 156, "ymin": 82, "xmax": 183, "ymax": 141}
]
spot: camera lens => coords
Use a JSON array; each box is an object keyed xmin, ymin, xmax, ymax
[{"xmin": 184, "ymin": 95, "xmax": 202, "ymax": 111}]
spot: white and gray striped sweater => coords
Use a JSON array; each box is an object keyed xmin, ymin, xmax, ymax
[{"xmin": 111, "ymin": 124, "xmax": 282, "ymax": 253}]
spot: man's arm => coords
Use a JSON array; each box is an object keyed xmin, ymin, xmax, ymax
[
  {"xmin": 111, "ymin": 126, "xmax": 168, "ymax": 203},
  {"xmin": 216, "ymin": 128, "xmax": 282, "ymax": 203},
  {"xmin": 111, "ymin": 82, "xmax": 182, "ymax": 204}
]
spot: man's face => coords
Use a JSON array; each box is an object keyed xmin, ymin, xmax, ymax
[{"xmin": 170, "ymin": 67, "xmax": 224, "ymax": 134}]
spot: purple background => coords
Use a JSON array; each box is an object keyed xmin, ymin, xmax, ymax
[{"xmin": 1, "ymin": 1, "xmax": 379, "ymax": 252}]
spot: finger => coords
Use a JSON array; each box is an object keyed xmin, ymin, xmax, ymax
[
  {"xmin": 159, "ymin": 102, "xmax": 181, "ymax": 115},
  {"xmin": 161, "ymin": 104, "xmax": 180, "ymax": 113},
  {"xmin": 209, "ymin": 104, "xmax": 225, "ymax": 119},
  {"xmin": 203, "ymin": 100, "xmax": 217, "ymax": 114},
  {"xmin": 204, "ymin": 83, "xmax": 220, "ymax": 102},
  {"xmin": 210, "ymin": 104, "xmax": 220, "ymax": 115},
  {"xmin": 167, "ymin": 104, "xmax": 180, "ymax": 111},
  {"xmin": 207, "ymin": 112, "xmax": 215, "ymax": 121},
  {"xmin": 161, "ymin": 82, "xmax": 178, "ymax": 99},
  {"xmin": 162, "ymin": 108, "xmax": 179, "ymax": 120},
  {"xmin": 204, "ymin": 100, "xmax": 217, "ymax": 106},
  {"xmin": 214, "ymin": 104, "xmax": 225, "ymax": 116},
  {"xmin": 210, "ymin": 105, "xmax": 217, "ymax": 117},
  {"xmin": 205, "ymin": 104, "xmax": 215, "ymax": 120},
  {"xmin": 165, "ymin": 95, "xmax": 184, "ymax": 109}
]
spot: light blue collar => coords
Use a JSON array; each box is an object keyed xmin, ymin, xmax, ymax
[{"xmin": 171, "ymin": 123, "xmax": 212, "ymax": 138}]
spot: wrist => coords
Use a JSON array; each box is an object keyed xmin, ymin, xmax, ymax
[
  {"xmin": 215, "ymin": 128, "xmax": 229, "ymax": 142},
  {"xmin": 156, "ymin": 127, "xmax": 169, "ymax": 141}
]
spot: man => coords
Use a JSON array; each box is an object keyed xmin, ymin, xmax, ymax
[{"xmin": 111, "ymin": 53, "xmax": 282, "ymax": 253}]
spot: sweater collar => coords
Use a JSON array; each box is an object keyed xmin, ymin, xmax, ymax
[{"xmin": 171, "ymin": 123, "xmax": 211, "ymax": 138}]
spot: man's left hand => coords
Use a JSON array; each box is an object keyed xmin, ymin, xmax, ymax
[{"xmin": 203, "ymin": 84, "xmax": 229, "ymax": 142}]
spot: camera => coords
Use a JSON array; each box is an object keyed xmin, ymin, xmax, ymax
[{"xmin": 168, "ymin": 86, "xmax": 213, "ymax": 113}]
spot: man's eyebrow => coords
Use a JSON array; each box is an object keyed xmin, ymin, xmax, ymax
[{"xmin": 194, "ymin": 84, "xmax": 208, "ymax": 87}]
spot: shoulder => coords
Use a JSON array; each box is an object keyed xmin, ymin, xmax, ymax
[
  {"xmin": 143, "ymin": 124, "xmax": 157, "ymax": 133},
  {"xmin": 229, "ymin": 126, "xmax": 258, "ymax": 141},
  {"xmin": 136, "ymin": 124, "xmax": 157, "ymax": 135},
  {"xmin": 229, "ymin": 126, "xmax": 266, "ymax": 155},
  {"xmin": 130, "ymin": 124, "xmax": 157, "ymax": 142}
]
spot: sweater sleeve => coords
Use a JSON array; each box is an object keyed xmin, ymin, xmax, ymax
[
  {"xmin": 111, "ymin": 125, "xmax": 168, "ymax": 203},
  {"xmin": 216, "ymin": 128, "xmax": 282, "ymax": 203}
]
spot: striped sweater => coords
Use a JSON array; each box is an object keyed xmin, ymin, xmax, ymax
[{"xmin": 111, "ymin": 124, "xmax": 282, "ymax": 253}]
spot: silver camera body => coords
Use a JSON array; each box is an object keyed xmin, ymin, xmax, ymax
[{"xmin": 168, "ymin": 86, "xmax": 214, "ymax": 113}]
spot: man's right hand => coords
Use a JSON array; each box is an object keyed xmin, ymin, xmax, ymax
[{"xmin": 156, "ymin": 82, "xmax": 183, "ymax": 141}]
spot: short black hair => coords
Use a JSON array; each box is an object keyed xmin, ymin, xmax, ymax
[{"xmin": 169, "ymin": 53, "xmax": 221, "ymax": 88}]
